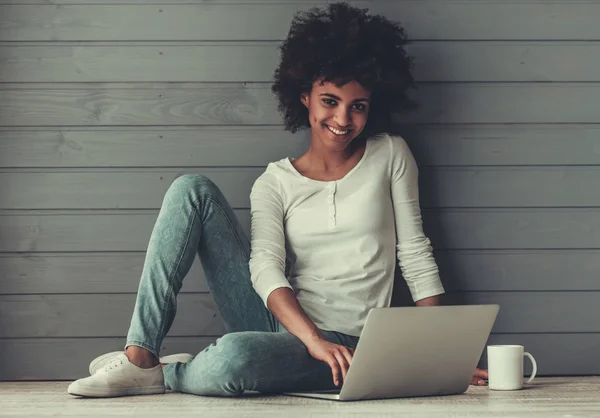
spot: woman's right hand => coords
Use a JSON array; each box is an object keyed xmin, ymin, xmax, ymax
[{"xmin": 305, "ymin": 337, "xmax": 355, "ymax": 386}]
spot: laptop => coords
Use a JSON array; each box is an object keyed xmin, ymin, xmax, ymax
[{"xmin": 284, "ymin": 304, "xmax": 499, "ymax": 401}]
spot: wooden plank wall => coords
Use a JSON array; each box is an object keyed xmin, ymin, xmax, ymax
[{"xmin": 1, "ymin": 0, "xmax": 599, "ymax": 380}]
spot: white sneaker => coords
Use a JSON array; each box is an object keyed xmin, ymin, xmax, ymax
[
  {"xmin": 89, "ymin": 351, "xmax": 193, "ymax": 375},
  {"xmin": 68, "ymin": 353, "xmax": 165, "ymax": 398}
]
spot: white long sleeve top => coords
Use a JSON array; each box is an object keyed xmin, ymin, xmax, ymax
[{"xmin": 248, "ymin": 133, "xmax": 445, "ymax": 336}]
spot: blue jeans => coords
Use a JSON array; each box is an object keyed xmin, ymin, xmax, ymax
[{"xmin": 125, "ymin": 174, "xmax": 359, "ymax": 396}]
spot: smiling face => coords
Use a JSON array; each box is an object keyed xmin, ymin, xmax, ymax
[{"xmin": 301, "ymin": 78, "xmax": 371, "ymax": 151}]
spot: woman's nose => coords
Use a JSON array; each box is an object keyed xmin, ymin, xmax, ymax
[{"xmin": 334, "ymin": 109, "xmax": 351, "ymax": 127}]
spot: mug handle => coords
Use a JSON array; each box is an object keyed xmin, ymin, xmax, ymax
[{"xmin": 524, "ymin": 352, "xmax": 537, "ymax": 383}]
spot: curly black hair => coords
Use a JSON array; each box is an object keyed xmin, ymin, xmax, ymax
[{"xmin": 271, "ymin": 2, "xmax": 416, "ymax": 136}]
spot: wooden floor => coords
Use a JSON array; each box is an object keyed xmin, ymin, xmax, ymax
[{"xmin": 1, "ymin": 377, "xmax": 599, "ymax": 417}]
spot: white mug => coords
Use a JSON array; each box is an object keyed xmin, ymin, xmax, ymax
[{"xmin": 487, "ymin": 345, "xmax": 537, "ymax": 390}]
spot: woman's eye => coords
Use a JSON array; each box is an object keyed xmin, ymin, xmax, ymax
[{"xmin": 322, "ymin": 99, "xmax": 366, "ymax": 112}]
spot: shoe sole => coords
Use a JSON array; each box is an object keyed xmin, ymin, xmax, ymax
[
  {"xmin": 160, "ymin": 353, "xmax": 194, "ymax": 365},
  {"xmin": 68, "ymin": 383, "xmax": 165, "ymax": 398}
]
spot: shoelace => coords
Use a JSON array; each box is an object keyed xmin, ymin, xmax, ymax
[{"xmin": 103, "ymin": 357, "xmax": 124, "ymax": 372}]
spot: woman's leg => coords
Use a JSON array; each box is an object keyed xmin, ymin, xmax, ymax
[
  {"xmin": 164, "ymin": 330, "xmax": 359, "ymax": 396},
  {"xmin": 126, "ymin": 174, "xmax": 276, "ymax": 358}
]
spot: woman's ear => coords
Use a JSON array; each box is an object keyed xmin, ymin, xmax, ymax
[{"xmin": 300, "ymin": 93, "xmax": 309, "ymax": 108}]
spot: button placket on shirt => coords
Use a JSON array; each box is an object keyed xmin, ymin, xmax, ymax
[{"xmin": 328, "ymin": 181, "xmax": 337, "ymax": 228}]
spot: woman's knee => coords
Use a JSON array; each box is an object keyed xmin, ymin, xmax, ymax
[
  {"xmin": 165, "ymin": 174, "xmax": 220, "ymax": 201},
  {"xmin": 207, "ymin": 333, "xmax": 261, "ymax": 395},
  {"xmin": 214, "ymin": 333, "xmax": 255, "ymax": 372}
]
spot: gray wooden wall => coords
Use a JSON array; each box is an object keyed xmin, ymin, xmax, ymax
[{"xmin": 1, "ymin": 0, "xmax": 599, "ymax": 380}]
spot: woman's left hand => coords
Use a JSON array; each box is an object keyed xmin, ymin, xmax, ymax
[{"xmin": 471, "ymin": 368, "xmax": 488, "ymax": 386}]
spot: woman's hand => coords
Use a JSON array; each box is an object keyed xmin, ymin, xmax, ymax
[
  {"xmin": 305, "ymin": 337, "xmax": 355, "ymax": 386},
  {"xmin": 471, "ymin": 368, "xmax": 488, "ymax": 386}
]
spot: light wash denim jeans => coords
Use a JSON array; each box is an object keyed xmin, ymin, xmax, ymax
[{"xmin": 125, "ymin": 174, "xmax": 359, "ymax": 396}]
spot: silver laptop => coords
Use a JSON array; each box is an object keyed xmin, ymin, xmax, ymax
[{"xmin": 285, "ymin": 304, "xmax": 499, "ymax": 401}]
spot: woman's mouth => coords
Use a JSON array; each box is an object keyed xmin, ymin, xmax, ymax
[{"xmin": 325, "ymin": 124, "xmax": 351, "ymax": 138}]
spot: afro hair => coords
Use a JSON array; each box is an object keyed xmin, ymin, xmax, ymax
[{"xmin": 271, "ymin": 2, "xmax": 416, "ymax": 136}]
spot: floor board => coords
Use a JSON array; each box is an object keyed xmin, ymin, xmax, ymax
[{"xmin": 1, "ymin": 377, "xmax": 599, "ymax": 417}]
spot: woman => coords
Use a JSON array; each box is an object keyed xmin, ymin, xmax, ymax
[{"xmin": 68, "ymin": 2, "xmax": 487, "ymax": 398}]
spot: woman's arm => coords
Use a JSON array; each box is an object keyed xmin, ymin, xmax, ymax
[
  {"xmin": 389, "ymin": 135, "xmax": 445, "ymax": 303},
  {"xmin": 248, "ymin": 172, "xmax": 293, "ymax": 300},
  {"xmin": 267, "ymin": 288, "xmax": 321, "ymax": 341},
  {"xmin": 249, "ymin": 171, "xmax": 353, "ymax": 386}
]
